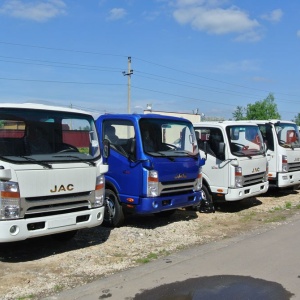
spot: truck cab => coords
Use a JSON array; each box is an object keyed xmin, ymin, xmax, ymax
[
  {"xmin": 96, "ymin": 114, "xmax": 205, "ymax": 227},
  {"xmin": 0, "ymin": 103, "xmax": 108, "ymax": 242},
  {"xmin": 251, "ymin": 120, "xmax": 300, "ymax": 189},
  {"xmin": 194, "ymin": 121, "xmax": 269, "ymax": 203}
]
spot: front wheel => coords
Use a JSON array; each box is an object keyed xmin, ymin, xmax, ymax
[
  {"xmin": 199, "ymin": 185, "xmax": 215, "ymax": 213},
  {"xmin": 104, "ymin": 188, "xmax": 125, "ymax": 227}
]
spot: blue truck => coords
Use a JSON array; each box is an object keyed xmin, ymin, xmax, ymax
[{"xmin": 96, "ymin": 113, "xmax": 205, "ymax": 227}]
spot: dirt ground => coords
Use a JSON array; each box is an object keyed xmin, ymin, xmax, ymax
[{"xmin": 0, "ymin": 187, "xmax": 299, "ymax": 300}]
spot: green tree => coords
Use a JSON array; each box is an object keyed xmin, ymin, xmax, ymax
[
  {"xmin": 232, "ymin": 106, "xmax": 246, "ymax": 121},
  {"xmin": 292, "ymin": 113, "xmax": 300, "ymax": 125},
  {"xmin": 232, "ymin": 93, "xmax": 281, "ymax": 120}
]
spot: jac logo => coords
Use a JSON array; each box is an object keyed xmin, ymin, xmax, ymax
[
  {"xmin": 50, "ymin": 184, "xmax": 74, "ymax": 193},
  {"xmin": 175, "ymin": 173, "xmax": 187, "ymax": 179},
  {"xmin": 252, "ymin": 167, "xmax": 260, "ymax": 173},
  {"xmin": 295, "ymin": 158, "xmax": 300, "ymax": 162}
]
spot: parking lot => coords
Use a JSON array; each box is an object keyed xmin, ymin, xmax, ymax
[{"xmin": 0, "ymin": 187, "xmax": 299, "ymax": 300}]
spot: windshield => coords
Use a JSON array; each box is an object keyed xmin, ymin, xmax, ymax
[
  {"xmin": 275, "ymin": 123, "xmax": 300, "ymax": 148},
  {"xmin": 140, "ymin": 118, "xmax": 198, "ymax": 157},
  {"xmin": 226, "ymin": 125, "xmax": 265, "ymax": 157},
  {"xmin": 0, "ymin": 108, "xmax": 100, "ymax": 164}
]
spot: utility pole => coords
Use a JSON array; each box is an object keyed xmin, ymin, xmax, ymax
[{"xmin": 123, "ymin": 57, "xmax": 133, "ymax": 113}]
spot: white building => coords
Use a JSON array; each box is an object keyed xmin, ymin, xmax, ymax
[{"xmin": 143, "ymin": 109, "xmax": 202, "ymax": 123}]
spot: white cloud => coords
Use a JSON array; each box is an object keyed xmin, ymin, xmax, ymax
[
  {"xmin": 234, "ymin": 29, "xmax": 264, "ymax": 43},
  {"xmin": 297, "ymin": 30, "xmax": 300, "ymax": 38},
  {"xmin": 0, "ymin": 0, "xmax": 66, "ymax": 22},
  {"xmin": 107, "ymin": 8, "xmax": 127, "ymax": 21},
  {"xmin": 261, "ymin": 9, "xmax": 283, "ymax": 23},
  {"xmin": 176, "ymin": 0, "xmax": 206, "ymax": 6},
  {"xmin": 175, "ymin": 0, "xmax": 228, "ymax": 7},
  {"xmin": 174, "ymin": 6, "xmax": 259, "ymax": 34},
  {"xmin": 216, "ymin": 59, "xmax": 261, "ymax": 73}
]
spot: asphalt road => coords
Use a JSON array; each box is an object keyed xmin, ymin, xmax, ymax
[{"xmin": 45, "ymin": 213, "xmax": 300, "ymax": 300}]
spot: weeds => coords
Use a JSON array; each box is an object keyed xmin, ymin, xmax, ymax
[
  {"xmin": 264, "ymin": 215, "xmax": 287, "ymax": 223},
  {"xmin": 16, "ymin": 296, "xmax": 35, "ymax": 300},
  {"xmin": 136, "ymin": 252, "xmax": 158, "ymax": 264},
  {"xmin": 285, "ymin": 202, "xmax": 292, "ymax": 209},
  {"xmin": 241, "ymin": 211, "xmax": 257, "ymax": 222},
  {"xmin": 53, "ymin": 285, "xmax": 64, "ymax": 293}
]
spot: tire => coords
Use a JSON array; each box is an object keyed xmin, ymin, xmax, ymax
[
  {"xmin": 104, "ymin": 188, "xmax": 125, "ymax": 227},
  {"xmin": 154, "ymin": 209, "xmax": 176, "ymax": 218},
  {"xmin": 51, "ymin": 230, "xmax": 78, "ymax": 241},
  {"xmin": 199, "ymin": 185, "xmax": 215, "ymax": 213}
]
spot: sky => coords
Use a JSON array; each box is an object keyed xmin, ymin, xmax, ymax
[{"xmin": 0, "ymin": 0, "xmax": 299, "ymax": 121}]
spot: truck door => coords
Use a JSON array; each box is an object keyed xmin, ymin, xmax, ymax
[
  {"xmin": 103, "ymin": 119, "xmax": 142, "ymax": 200},
  {"xmin": 196, "ymin": 127, "xmax": 227, "ymax": 189}
]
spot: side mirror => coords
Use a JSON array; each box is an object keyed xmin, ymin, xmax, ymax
[
  {"xmin": 203, "ymin": 141, "xmax": 208, "ymax": 160},
  {"xmin": 218, "ymin": 142, "xmax": 225, "ymax": 154},
  {"xmin": 128, "ymin": 138, "xmax": 136, "ymax": 161},
  {"xmin": 103, "ymin": 139, "xmax": 110, "ymax": 159}
]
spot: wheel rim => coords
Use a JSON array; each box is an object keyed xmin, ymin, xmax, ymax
[
  {"xmin": 201, "ymin": 189, "xmax": 207, "ymax": 200},
  {"xmin": 105, "ymin": 196, "xmax": 115, "ymax": 221}
]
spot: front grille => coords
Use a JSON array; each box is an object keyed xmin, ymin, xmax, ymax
[
  {"xmin": 21, "ymin": 191, "xmax": 94, "ymax": 218},
  {"xmin": 160, "ymin": 179, "xmax": 196, "ymax": 196},
  {"xmin": 243, "ymin": 172, "xmax": 265, "ymax": 187},
  {"xmin": 288, "ymin": 162, "xmax": 300, "ymax": 172},
  {"xmin": 26, "ymin": 191, "xmax": 90, "ymax": 202}
]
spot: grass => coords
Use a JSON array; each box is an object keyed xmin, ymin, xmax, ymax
[
  {"xmin": 16, "ymin": 295, "xmax": 35, "ymax": 300},
  {"xmin": 53, "ymin": 284, "xmax": 64, "ymax": 293},
  {"xmin": 285, "ymin": 202, "xmax": 292, "ymax": 209},
  {"xmin": 273, "ymin": 206, "xmax": 282, "ymax": 211},
  {"xmin": 78, "ymin": 147, "xmax": 89, "ymax": 154},
  {"xmin": 264, "ymin": 215, "xmax": 287, "ymax": 223},
  {"xmin": 240, "ymin": 211, "xmax": 257, "ymax": 222},
  {"xmin": 135, "ymin": 249, "xmax": 170, "ymax": 264},
  {"xmin": 136, "ymin": 252, "xmax": 158, "ymax": 264}
]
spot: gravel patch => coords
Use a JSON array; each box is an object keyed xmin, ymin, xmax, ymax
[{"xmin": 0, "ymin": 187, "xmax": 299, "ymax": 300}]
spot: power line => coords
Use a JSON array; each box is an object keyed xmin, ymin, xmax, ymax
[
  {"xmin": 0, "ymin": 41, "xmax": 128, "ymax": 58},
  {"xmin": 0, "ymin": 40, "xmax": 299, "ymax": 116},
  {"xmin": 0, "ymin": 76, "xmax": 125, "ymax": 86},
  {"xmin": 0, "ymin": 41, "xmax": 299, "ymax": 101},
  {"xmin": 0, "ymin": 55, "xmax": 123, "ymax": 72},
  {"xmin": 0, "ymin": 54, "xmax": 298, "ymax": 105}
]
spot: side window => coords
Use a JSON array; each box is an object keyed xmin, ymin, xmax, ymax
[
  {"xmin": 61, "ymin": 118, "xmax": 91, "ymax": 154},
  {"xmin": 195, "ymin": 128, "xmax": 209, "ymax": 152},
  {"xmin": 0, "ymin": 120, "xmax": 26, "ymax": 156},
  {"xmin": 259, "ymin": 125, "xmax": 274, "ymax": 151},
  {"xmin": 103, "ymin": 120, "xmax": 135, "ymax": 158},
  {"xmin": 207, "ymin": 128, "xmax": 224, "ymax": 160},
  {"xmin": 196, "ymin": 127, "xmax": 224, "ymax": 160}
]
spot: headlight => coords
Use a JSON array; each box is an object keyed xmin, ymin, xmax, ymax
[
  {"xmin": 94, "ymin": 175, "xmax": 105, "ymax": 207},
  {"xmin": 194, "ymin": 167, "xmax": 203, "ymax": 191},
  {"xmin": 147, "ymin": 170, "xmax": 159, "ymax": 197},
  {"xmin": 0, "ymin": 181, "xmax": 20, "ymax": 219},
  {"xmin": 282, "ymin": 155, "xmax": 288, "ymax": 172},
  {"xmin": 235, "ymin": 166, "xmax": 243, "ymax": 188}
]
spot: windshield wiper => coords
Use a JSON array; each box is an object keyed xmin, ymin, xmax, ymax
[
  {"xmin": 53, "ymin": 155, "xmax": 96, "ymax": 166},
  {"xmin": 147, "ymin": 151, "xmax": 175, "ymax": 161},
  {"xmin": 19, "ymin": 156, "xmax": 52, "ymax": 169},
  {"xmin": 155, "ymin": 152, "xmax": 175, "ymax": 161},
  {"xmin": 174, "ymin": 150, "xmax": 198, "ymax": 160}
]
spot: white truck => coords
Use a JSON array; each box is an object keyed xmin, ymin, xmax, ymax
[
  {"xmin": 0, "ymin": 103, "xmax": 108, "ymax": 242},
  {"xmin": 250, "ymin": 120, "xmax": 300, "ymax": 190},
  {"xmin": 193, "ymin": 121, "xmax": 269, "ymax": 203}
]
